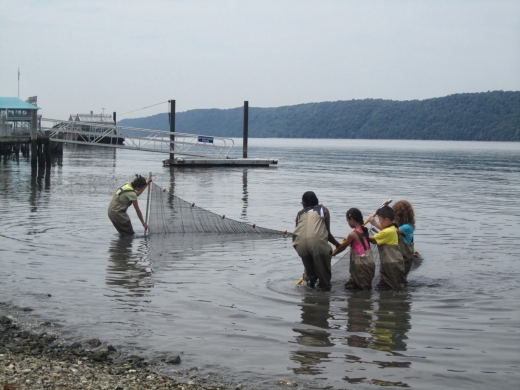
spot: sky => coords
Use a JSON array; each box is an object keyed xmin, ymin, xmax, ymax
[{"xmin": 1, "ymin": 0, "xmax": 519, "ymax": 121}]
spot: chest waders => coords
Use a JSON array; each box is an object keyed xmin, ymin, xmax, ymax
[
  {"xmin": 292, "ymin": 206, "xmax": 332, "ymax": 290},
  {"xmin": 345, "ymin": 231, "xmax": 376, "ymax": 290},
  {"xmin": 107, "ymin": 183, "xmax": 136, "ymax": 235},
  {"xmin": 398, "ymin": 235, "xmax": 415, "ymax": 278},
  {"xmin": 377, "ymin": 244, "xmax": 406, "ymax": 289}
]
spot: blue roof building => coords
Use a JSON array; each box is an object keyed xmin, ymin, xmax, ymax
[{"xmin": 0, "ymin": 97, "xmax": 39, "ymax": 122}]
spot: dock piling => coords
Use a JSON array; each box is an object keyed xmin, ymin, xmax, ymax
[
  {"xmin": 30, "ymin": 109, "xmax": 38, "ymax": 167},
  {"xmin": 243, "ymin": 101, "xmax": 248, "ymax": 158},
  {"xmin": 169, "ymin": 100, "xmax": 175, "ymax": 164}
]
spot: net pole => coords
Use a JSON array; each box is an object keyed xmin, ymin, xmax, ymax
[{"xmin": 144, "ymin": 172, "xmax": 152, "ymax": 236}]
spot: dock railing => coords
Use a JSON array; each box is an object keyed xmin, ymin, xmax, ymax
[{"xmin": 41, "ymin": 118, "xmax": 235, "ymax": 159}]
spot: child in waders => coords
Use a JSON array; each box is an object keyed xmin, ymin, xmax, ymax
[
  {"xmin": 108, "ymin": 175, "xmax": 151, "ymax": 235},
  {"xmin": 333, "ymin": 208, "xmax": 375, "ymax": 290},
  {"xmin": 393, "ymin": 200, "xmax": 415, "ymax": 278},
  {"xmin": 293, "ymin": 191, "xmax": 340, "ymax": 291},
  {"xmin": 367, "ymin": 206, "xmax": 406, "ymax": 289}
]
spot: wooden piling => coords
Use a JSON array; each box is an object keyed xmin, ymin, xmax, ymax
[
  {"xmin": 30, "ymin": 109, "xmax": 38, "ymax": 167},
  {"xmin": 243, "ymin": 101, "xmax": 249, "ymax": 158},
  {"xmin": 169, "ymin": 100, "xmax": 175, "ymax": 164}
]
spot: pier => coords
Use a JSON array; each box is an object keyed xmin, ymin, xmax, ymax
[
  {"xmin": 2, "ymin": 98, "xmax": 278, "ymax": 167},
  {"xmin": 0, "ymin": 97, "xmax": 55, "ymax": 169}
]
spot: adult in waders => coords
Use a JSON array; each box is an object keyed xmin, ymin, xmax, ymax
[
  {"xmin": 292, "ymin": 191, "xmax": 340, "ymax": 291},
  {"xmin": 108, "ymin": 176, "xmax": 152, "ymax": 235}
]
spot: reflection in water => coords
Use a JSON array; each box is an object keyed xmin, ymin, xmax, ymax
[
  {"xmin": 371, "ymin": 291, "xmax": 412, "ymax": 353},
  {"xmin": 241, "ymin": 168, "xmax": 248, "ymax": 220},
  {"xmin": 106, "ymin": 236, "xmax": 154, "ymax": 297},
  {"xmin": 343, "ymin": 290, "xmax": 374, "ymax": 349},
  {"xmin": 342, "ymin": 290, "xmax": 412, "ymax": 387},
  {"xmin": 291, "ymin": 295, "xmax": 334, "ymax": 375},
  {"xmin": 29, "ymin": 165, "xmax": 51, "ymax": 213}
]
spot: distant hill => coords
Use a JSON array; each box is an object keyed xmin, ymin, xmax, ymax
[{"xmin": 119, "ymin": 91, "xmax": 520, "ymax": 141}]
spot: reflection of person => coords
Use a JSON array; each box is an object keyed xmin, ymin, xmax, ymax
[
  {"xmin": 371, "ymin": 290, "xmax": 412, "ymax": 353},
  {"xmin": 291, "ymin": 295, "xmax": 333, "ymax": 375},
  {"xmin": 106, "ymin": 236, "xmax": 154, "ymax": 301},
  {"xmin": 108, "ymin": 176, "xmax": 152, "ymax": 235},
  {"xmin": 367, "ymin": 206, "xmax": 405, "ymax": 289},
  {"xmin": 343, "ymin": 290, "xmax": 375, "ymax": 349},
  {"xmin": 292, "ymin": 191, "xmax": 340, "ymax": 291},
  {"xmin": 334, "ymin": 208, "xmax": 375, "ymax": 290}
]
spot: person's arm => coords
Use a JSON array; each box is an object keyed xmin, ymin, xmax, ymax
[
  {"xmin": 367, "ymin": 215, "xmax": 382, "ymax": 230},
  {"xmin": 323, "ymin": 206, "xmax": 341, "ymax": 247},
  {"xmin": 132, "ymin": 200, "xmax": 148, "ymax": 230},
  {"xmin": 368, "ymin": 235, "xmax": 377, "ymax": 244},
  {"xmin": 333, "ymin": 231, "xmax": 357, "ymax": 256}
]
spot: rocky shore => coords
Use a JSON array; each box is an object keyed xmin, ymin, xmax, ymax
[{"xmin": 0, "ymin": 313, "xmax": 232, "ymax": 390}]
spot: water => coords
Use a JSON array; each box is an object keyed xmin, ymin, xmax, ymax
[{"xmin": 1, "ymin": 139, "xmax": 519, "ymax": 389}]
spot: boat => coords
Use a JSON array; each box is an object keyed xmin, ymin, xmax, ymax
[{"xmin": 69, "ymin": 112, "xmax": 125, "ymax": 145}]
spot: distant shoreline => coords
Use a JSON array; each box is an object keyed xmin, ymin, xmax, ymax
[{"xmin": 119, "ymin": 91, "xmax": 520, "ymax": 142}]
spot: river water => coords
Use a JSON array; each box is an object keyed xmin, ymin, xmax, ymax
[{"xmin": 0, "ymin": 139, "xmax": 519, "ymax": 389}]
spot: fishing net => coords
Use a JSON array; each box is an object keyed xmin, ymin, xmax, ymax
[{"xmin": 146, "ymin": 182, "xmax": 285, "ymax": 235}]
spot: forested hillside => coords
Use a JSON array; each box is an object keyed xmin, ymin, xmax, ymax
[{"xmin": 119, "ymin": 91, "xmax": 520, "ymax": 141}]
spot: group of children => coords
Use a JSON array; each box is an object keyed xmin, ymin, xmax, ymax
[{"xmin": 334, "ymin": 200, "xmax": 416, "ymax": 290}]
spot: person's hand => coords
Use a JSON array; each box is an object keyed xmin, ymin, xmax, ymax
[
  {"xmin": 146, "ymin": 178, "xmax": 152, "ymax": 185},
  {"xmin": 143, "ymin": 223, "xmax": 149, "ymax": 230},
  {"xmin": 367, "ymin": 215, "xmax": 375, "ymax": 223}
]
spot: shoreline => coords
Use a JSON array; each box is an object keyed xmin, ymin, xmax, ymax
[{"xmin": 0, "ymin": 309, "xmax": 232, "ymax": 390}]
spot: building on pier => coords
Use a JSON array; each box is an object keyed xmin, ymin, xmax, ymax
[{"xmin": 0, "ymin": 96, "xmax": 40, "ymax": 137}]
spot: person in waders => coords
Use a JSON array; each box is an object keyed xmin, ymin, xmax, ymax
[
  {"xmin": 393, "ymin": 200, "xmax": 415, "ymax": 278},
  {"xmin": 292, "ymin": 191, "xmax": 340, "ymax": 291},
  {"xmin": 367, "ymin": 206, "xmax": 406, "ymax": 289},
  {"xmin": 108, "ymin": 176, "xmax": 152, "ymax": 235},
  {"xmin": 333, "ymin": 208, "xmax": 375, "ymax": 290},
  {"xmin": 369, "ymin": 200, "xmax": 415, "ymax": 280}
]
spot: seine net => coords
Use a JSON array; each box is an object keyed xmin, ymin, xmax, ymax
[{"xmin": 146, "ymin": 182, "xmax": 285, "ymax": 235}]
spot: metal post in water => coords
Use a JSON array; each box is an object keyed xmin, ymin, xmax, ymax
[
  {"xmin": 30, "ymin": 109, "xmax": 38, "ymax": 167},
  {"xmin": 243, "ymin": 101, "xmax": 248, "ymax": 158},
  {"xmin": 169, "ymin": 100, "xmax": 175, "ymax": 164}
]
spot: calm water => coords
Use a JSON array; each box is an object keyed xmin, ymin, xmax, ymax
[{"xmin": 0, "ymin": 139, "xmax": 519, "ymax": 389}]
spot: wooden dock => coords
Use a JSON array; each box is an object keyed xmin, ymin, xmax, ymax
[{"xmin": 163, "ymin": 157, "xmax": 278, "ymax": 167}]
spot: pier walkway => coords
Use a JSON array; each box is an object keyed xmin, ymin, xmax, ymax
[{"xmin": 41, "ymin": 118, "xmax": 277, "ymax": 167}]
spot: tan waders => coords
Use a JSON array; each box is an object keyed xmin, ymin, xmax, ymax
[
  {"xmin": 398, "ymin": 236, "xmax": 415, "ymax": 278},
  {"xmin": 377, "ymin": 244, "xmax": 406, "ymax": 289},
  {"xmin": 293, "ymin": 206, "xmax": 333, "ymax": 291},
  {"xmin": 108, "ymin": 184, "xmax": 136, "ymax": 236},
  {"xmin": 345, "ymin": 248, "xmax": 376, "ymax": 290}
]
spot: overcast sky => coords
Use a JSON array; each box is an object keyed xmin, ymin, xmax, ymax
[{"xmin": 1, "ymin": 0, "xmax": 519, "ymax": 120}]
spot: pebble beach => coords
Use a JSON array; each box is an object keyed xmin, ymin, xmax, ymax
[{"xmin": 0, "ymin": 312, "xmax": 232, "ymax": 390}]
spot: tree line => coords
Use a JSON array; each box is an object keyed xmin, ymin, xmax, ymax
[{"xmin": 119, "ymin": 91, "xmax": 520, "ymax": 141}]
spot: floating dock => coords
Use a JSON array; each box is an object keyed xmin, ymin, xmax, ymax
[{"xmin": 163, "ymin": 157, "xmax": 278, "ymax": 167}]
